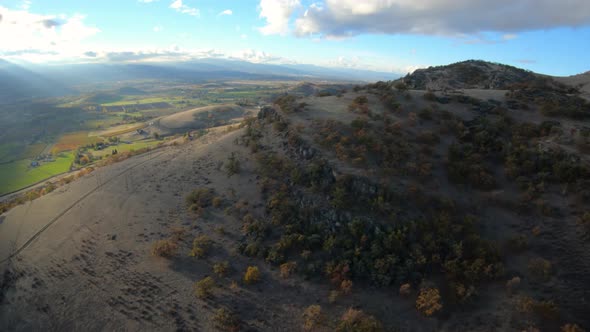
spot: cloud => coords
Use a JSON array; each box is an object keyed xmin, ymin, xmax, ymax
[
  {"xmin": 41, "ymin": 19, "xmax": 61, "ymax": 29},
  {"xmin": 258, "ymin": 0, "xmax": 300, "ymax": 35},
  {"xmin": 231, "ymin": 49, "xmax": 295, "ymax": 64},
  {"xmin": 138, "ymin": 0, "xmax": 159, "ymax": 2},
  {"xmin": 219, "ymin": 9, "xmax": 233, "ymax": 16},
  {"xmin": 84, "ymin": 51, "xmax": 98, "ymax": 57},
  {"xmin": 170, "ymin": 0, "xmax": 199, "ymax": 17},
  {"xmin": 502, "ymin": 33, "xmax": 518, "ymax": 40},
  {"xmin": 21, "ymin": 1, "xmax": 32, "ymax": 10},
  {"xmin": 153, "ymin": 25, "xmax": 163, "ymax": 32},
  {"xmin": 275, "ymin": 0, "xmax": 590, "ymax": 38},
  {"xmin": 0, "ymin": 6, "xmax": 100, "ymax": 59}
]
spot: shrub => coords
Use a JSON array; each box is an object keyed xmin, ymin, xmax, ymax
[
  {"xmin": 186, "ymin": 188, "xmax": 214, "ymax": 213},
  {"xmin": 423, "ymin": 91, "xmax": 436, "ymax": 101},
  {"xmin": 213, "ymin": 261, "xmax": 230, "ymax": 277},
  {"xmin": 213, "ymin": 308, "xmax": 240, "ymax": 331},
  {"xmin": 528, "ymin": 258, "xmax": 552, "ymax": 281},
  {"xmin": 243, "ymin": 266, "xmax": 261, "ymax": 284},
  {"xmin": 225, "ymin": 152, "xmax": 241, "ymax": 177},
  {"xmin": 561, "ymin": 324, "xmax": 585, "ymax": 332},
  {"xmin": 336, "ymin": 308, "xmax": 383, "ymax": 332},
  {"xmin": 212, "ymin": 196, "xmax": 223, "ymax": 208},
  {"xmin": 151, "ymin": 239, "xmax": 178, "ymax": 257},
  {"xmin": 194, "ymin": 276, "xmax": 216, "ymax": 298},
  {"xmin": 340, "ymin": 279, "xmax": 353, "ymax": 295},
  {"xmin": 328, "ymin": 290, "xmax": 340, "ymax": 303},
  {"xmin": 302, "ymin": 305, "xmax": 323, "ymax": 331},
  {"xmin": 399, "ymin": 283, "xmax": 412, "ymax": 296},
  {"xmin": 577, "ymin": 211, "xmax": 590, "ymax": 237},
  {"xmin": 280, "ymin": 261, "xmax": 297, "ymax": 279},
  {"xmin": 395, "ymin": 82, "xmax": 408, "ymax": 91},
  {"xmin": 506, "ymin": 276, "xmax": 521, "ymax": 294},
  {"xmin": 416, "ymin": 288, "xmax": 443, "ymax": 316},
  {"xmin": 190, "ymin": 235, "xmax": 213, "ymax": 258}
]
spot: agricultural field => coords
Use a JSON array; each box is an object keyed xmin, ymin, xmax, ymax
[
  {"xmin": 0, "ymin": 79, "xmax": 300, "ymax": 196},
  {"xmin": 0, "ymin": 152, "xmax": 74, "ymax": 195},
  {"xmin": 53, "ymin": 132, "xmax": 103, "ymax": 153},
  {"xmin": 90, "ymin": 139, "xmax": 161, "ymax": 158}
]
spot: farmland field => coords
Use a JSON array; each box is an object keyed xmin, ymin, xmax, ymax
[
  {"xmin": 53, "ymin": 132, "xmax": 102, "ymax": 152},
  {"xmin": 91, "ymin": 139, "xmax": 161, "ymax": 158},
  {"xmin": 0, "ymin": 152, "xmax": 74, "ymax": 195},
  {"xmin": 0, "ymin": 79, "xmax": 299, "ymax": 196}
]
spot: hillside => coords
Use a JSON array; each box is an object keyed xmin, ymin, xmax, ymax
[
  {"xmin": 1, "ymin": 61, "xmax": 590, "ymax": 331},
  {"xmin": 556, "ymin": 71, "xmax": 590, "ymax": 99}
]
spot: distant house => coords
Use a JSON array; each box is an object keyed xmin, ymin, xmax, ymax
[{"xmin": 30, "ymin": 161, "xmax": 40, "ymax": 167}]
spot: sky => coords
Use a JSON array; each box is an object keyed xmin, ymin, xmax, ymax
[{"xmin": 0, "ymin": 0, "xmax": 589, "ymax": 76}]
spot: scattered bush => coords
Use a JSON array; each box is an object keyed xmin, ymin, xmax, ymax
[
  {"xmin": 186, "ymin": 188, "xmax": 214, "ymax": 213},
  {"xmin": 528, "ymin": 258, "xmax": 553, "ymax": 281},
  {"xmin": 151, "ymin": 239, "xmax": 179, "ymax": 257},
  {"xmin": 561, "ymin": 324, "xmax": 585, "ymax": 332},
  {"xmin": 225, "ymin": 152, "xmax": 241, "ymax": 177},
  {"xmin": 423, "ymin": 91, "xmax": 437, "ymax": 101},
  {"xmin": 399, "ymin": 283, "xmax": 412, "ymax": 296},
  {"xmin": 340, "ymin": 279, "xmax": 353, "ymax": 295},
  {"xmin": 194, "ymin": 276, "xmax": 216, "ymax": 298},
  {"xmin": 213, "ymin": 307, "xmax": 240, "ymax": 331},
  {"xmin": 190, "ymin": 235, "xmax": 213, "ymax": 258},
  {"xmin": 302, "ymin": 305, "xmax": 324, "ymax": 331},
  {"xmin": 243, "ymin": 266, "xmax": 261, "ymax": 284},
  {"xmin": 416, "ymin": 288, "xmax": 443, "ymax": 316},
  {"xmin": 506, "ymin": 276, "xmax": 521, "ymax": 294},
  {"xmin": 213, "ymin": 261, "xmax": 230, "ymax": 277},
  {"xmin": 280, "ymin": 261, "xmax": 297, "ymax": 279},
  {"xmin": 336, "ymin": 308, "xmax": 383, "ymax": 332}
]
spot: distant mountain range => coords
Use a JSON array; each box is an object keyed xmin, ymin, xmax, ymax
[{"xmin": 0, "ymin": 58, "xmax": 399, "ymax": 103}]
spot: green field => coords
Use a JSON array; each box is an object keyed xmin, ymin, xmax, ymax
[
  {"xmin": 0, "ymin": 152, "xmax": 74, "ymax": 195},
  {"xmin": 102, "ymin": 96, "xmax": 181, "ymax": 106},
  {"xmin": 92, "ymin": 140, "xmax": 161, "ymax": 158}
]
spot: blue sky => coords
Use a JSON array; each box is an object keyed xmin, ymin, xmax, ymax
[{"xmin": 1, "ymin": 0, "xmax": 589, "ymax": 75}]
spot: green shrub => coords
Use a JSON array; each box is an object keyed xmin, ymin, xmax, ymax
[
  {"xmin": 194, "ymin": 276, "xmax": 215, "ymax": 298},
  {"xmin": 336, "ymin": 308, "xmax": 383, "ymax": 332},
  {"xmin": 190, "ymin": 235, "xmax": 213, "ymax": 258},
  {"xmin": 243, "ymin": 266, "xmax": 261, "ymax": 284},
  {"xmin": 186, "ymin": 188, "xmax": 214, "ymax": 213},
  {"xmin": 213, "ymin": 308, "xmax": 240, "ymax": 331},
  {"xmin": 213, "ymin": 261, "xmax": 230, "ymax": 277},
  {"xmin": 151, "ymin": 239, "xmax": 178, "ymax": 257},
  {"xmin": 225, "ymin": 152, "xmax": 241, "ymax": 177}
]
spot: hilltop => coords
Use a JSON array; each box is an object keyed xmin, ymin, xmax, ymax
[{"xmin": 400, "ymin": 60, "xmax": 550, "ymax": 90}]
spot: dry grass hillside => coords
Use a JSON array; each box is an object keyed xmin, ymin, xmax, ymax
[{"xmin": 1, "ymin": 61, "xmax": 589, "ymax": 331}]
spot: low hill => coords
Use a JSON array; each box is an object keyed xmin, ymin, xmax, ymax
[
  {"xmin": 556, "ymin": 71, "xmax": 590, "ymax": 99},
  {"xmin": 158, "ymin": 104, "xmax": 245, "ymax": 134}
]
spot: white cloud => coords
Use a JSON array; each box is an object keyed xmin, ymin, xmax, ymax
[
  {"xmin": 153, "ymin": 25, "xmax": 163, "ymax": 32},
  {"xmin": 258, "ymin": 0, "xmax": 300, "ymax": 35},
  {"xmin": 0, "ymin": 6, "xmax": 100, "ymax": 61},
  {"xmin": 21, "ymin": 1, "xmax": 32, "ymax": 10},
  {"xmin": 502, "ymin": 33, "xmax": 518, "ymax": 40},
  {"xmin": 253, "ymin": 0, "xmax": 590, "ymax": 38},
  {"xmin": 138, "ymin": 0, "xmax": 159, "ymax": 3},
  {"xmin": 219, "ymin": 9, "xmax": 233, "ymax": 16},
  {"xmin": 231, "ymin": 49, "xmax": 295, "ymax": 64},
  {"xmin": 170, "ymin": 0, "xmax": 199, "ymax": 17}
]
